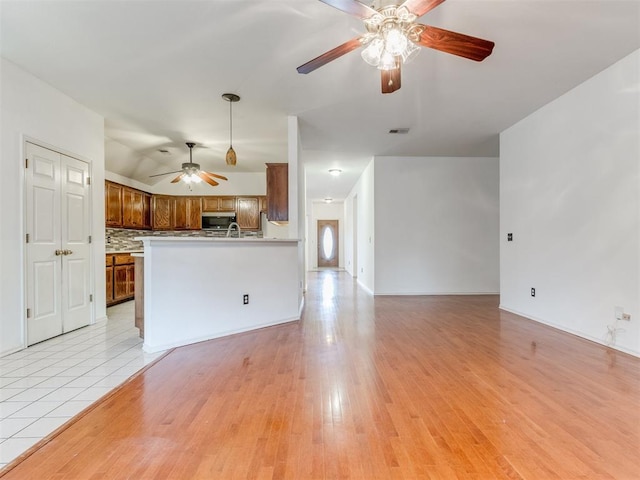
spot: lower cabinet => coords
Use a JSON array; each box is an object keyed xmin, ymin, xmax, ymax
[
  {"xmin": 106, "ymin": 256, "xmax": 114, "ymax": 304},
  {"xmin": 106, "ymin": 253, "xmax": 135, "ymax": 306}
]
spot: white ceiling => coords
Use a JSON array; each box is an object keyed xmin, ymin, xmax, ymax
[{"xmin": 2, "ymin": 0, "xmax": 639, "ymax": 201}]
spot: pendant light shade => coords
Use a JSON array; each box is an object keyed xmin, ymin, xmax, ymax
[
  {"xmin": 225, "ymin": 146, "xmax": 237, "ymax": 166},
  {"xmin": 222, "ymin": 93, "xmax": 240, "ymax": 166}
]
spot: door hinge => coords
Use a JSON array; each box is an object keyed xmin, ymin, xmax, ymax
[
  {"xmin": 25, "ymin": 158, "xmax": 28, "ymax": 169},
  {"xmin": 26, "ymin": 308, "xmax": 31, "ymax": 319},
  {"xmin": 26, "ymin": 233, "xmax": 30, "ymax": 243},
  {"xmin": 88, "ymin": 235, "xmax": 92, "ymax": 244},
  {"xmin": 87, "ymin": 177, "xmax": 91, "ymax": 186},
  {"xmin": 89, "ymin": 294, "xmax": 93, "ymax": 302}
]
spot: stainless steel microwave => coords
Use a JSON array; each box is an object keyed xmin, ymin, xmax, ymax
[{"xmin": 201, "ymin": 212, "xmax": 236, "ymax": 230}]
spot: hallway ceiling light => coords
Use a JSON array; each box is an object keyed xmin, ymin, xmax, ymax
[
  {"xmin": 329, "ymin": 168, "xmax": 342, "ymax": 176},
  {"xmin": 324, "ymin": 197, "xmax": 333, "ymax": 203}
]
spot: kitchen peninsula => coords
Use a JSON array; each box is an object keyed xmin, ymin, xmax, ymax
[{"xmin": 136, "ymin": 236, "xmax": 301, "ymax": 353}]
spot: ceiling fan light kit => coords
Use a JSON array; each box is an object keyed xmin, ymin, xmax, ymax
[
  {"xmin": 222, "ymin": 93, "xmax": 240, "ymax": 166},
  {"xmin": 149, "ymin": 142, "xmax": 228, "ymax": 188},
  {"xmin": 297, "ymin": 0, "xmax": 494, "ymax": 94}
]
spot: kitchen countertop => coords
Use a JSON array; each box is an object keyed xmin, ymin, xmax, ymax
[
  {"xmin": 134, "ymin": 237, "xmax": 299, "ymax": 244},
  {"xmin": 106, "ymin": 249, "xmax": 144, "ymax": 254}
]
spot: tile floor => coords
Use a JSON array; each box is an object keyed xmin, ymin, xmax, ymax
[{"xmin": 0, "ymin": 301, "xmax": 164, "ymax": 469}]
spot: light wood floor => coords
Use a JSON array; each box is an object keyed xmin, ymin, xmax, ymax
[{"xmin": 2, "ymin": 271, "xmax": 639, "ymax": 479}]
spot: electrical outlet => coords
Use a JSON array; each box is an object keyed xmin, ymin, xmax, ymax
[
  {"xmin": 243, "ymin": 294, "xmax": 249, "ymax": 305},
  {"xmin": 531, "ymin": 288, "xmax": 535, "ymax": 297},
  {"xmin": 622, "ymin": 313, "xmax": 631, "ymax": 321}
]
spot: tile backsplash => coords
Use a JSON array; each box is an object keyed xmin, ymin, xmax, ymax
[{"xmin": 105, "ymin": 228, "xmax": 242, "ymax": 251}]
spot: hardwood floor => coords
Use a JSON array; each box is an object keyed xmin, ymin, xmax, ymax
[{"xmin": 1, "ymin": 271, "xmax": 639, "ymax": 479}]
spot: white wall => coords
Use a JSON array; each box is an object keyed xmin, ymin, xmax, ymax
[
  {"xmin": 0, "ymin": 58, "xmax": 105, "ymax": 356},
  {"xmin": 141, "ymin": 238, "xmax": 300, "ymax": 353},
  {"xmin": 308, "ymin": 201, "xmax": 345, "ymax": 270},
  {"xmin": 343, "ymin": 196, "xmax": 356, "ymax": 277},
  {"xmin": 344, "ymin": 160, "xmax": 375, "ymax": 293},
  {"xmin": 500, "ymin": 49, "xmax": 640, "ymax": 356},
  {"xmin": 374, "ymin": 156, "xmax": 500, "ymax": 295}
]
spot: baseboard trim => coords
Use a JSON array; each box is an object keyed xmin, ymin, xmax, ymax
[{"xmin": 499, "ymin": 304, "xmax": 640, "ymax": 358}]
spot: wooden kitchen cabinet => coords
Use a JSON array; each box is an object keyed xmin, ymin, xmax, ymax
[
  {"xmin": 259, "ymin": 196, "xmax": 267, "ymax": 212},
  {"xmin": 106, "ymin": 181, "xmax": 151, "ymax": 230},
  {"xmin": 266, "ymin": 163, "xmax": 288, "ymax": 223},
  {"xmin": 202, "ymin": 196, "xmax": 236, "ymax": 212},
  {"xmin": 236, "ymin": 197, "xmax": 260, "ymax": 230},
  {"xmin": 105, "ymin": 255, "xmax": 114, "ymax": 305},
  {"xmin": 105, "ymin": 181, "xmax": 123, "ymax": 227},
  {"xmin": 152, "ymin": 195, "xmax": 173, "ymax": 230},
  {"xmin": 142, "ymin": 192, "xmax": 152, "ymax": 229},
  {"xmin": 107, "ymin": 253, "xmax": 135, "ymax": 306},
  {"xmin": 173, "ymin": 196, "xmax": 201, "ymax": 230},
  {"xmin": 122, "ymin": 187, "xmax": 151, "ymax": 229}
]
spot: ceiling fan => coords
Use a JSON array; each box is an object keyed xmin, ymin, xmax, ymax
[
  {"xmin": 297, "ymin": 0, "xmax": 495, "ymax": 93},
  {"xmin": 149, "ymin": 142, "xmax": 228, "ymax": 187}
]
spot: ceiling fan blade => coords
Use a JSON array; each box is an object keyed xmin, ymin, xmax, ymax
[
  {"xmin": 201, "ymin": 171, "xmax": 228, "ymax": 182},
  {"xmin": 318, "ymin": 0, "xmax": 378, "ymax": 19},
  {"xmin": 417, "ymin": 25, "xmax": 495, "ymax": 62},
  {"xmin": 381, "ymin": 59, "xmax": 402, "ymax": 94},
  {"xmin": 399, "ymin": 0, "xmax": 447, "ymax": 17},
  {"xmin": 149, "ymin": 170, "xmax": 182, "ymax": 178},
  {"xmin": 170, "ymin": 173, "xmax": 185, "ymax": 183},
  {"xmin": 297, "ymin": 37, "xmax": 364, "ymax": 74},
  {"xmin": 199, "ymin": 172, "xmax": 219, "ymax": 187}
]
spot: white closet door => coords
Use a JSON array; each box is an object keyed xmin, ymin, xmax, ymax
[
  {"xmin": 61, "ymin": 154, "xmax": 91, "ymax": 333},
  {"xmin": 25, "ymin": 143, "xmax": 92, "ymax": 345},
  {"xmin": 26, "ymin": 143, "xmax": 63, "ymax": 344}
]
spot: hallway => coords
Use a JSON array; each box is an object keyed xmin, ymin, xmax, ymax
[{"xmin": 1, "ymin": 271, "xmax": 639, "ymax": 478}]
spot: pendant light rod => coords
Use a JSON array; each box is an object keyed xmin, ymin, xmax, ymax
[{"xmin": 222, "ymin": 93, "xmax": 240, "ymax": 166}]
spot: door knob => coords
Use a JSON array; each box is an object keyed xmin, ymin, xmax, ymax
[
  {"xmin": 64, "ymin": 249, "xmax": 73, "ymax": 255},
  {"xmin": 55, "ymin": 249, "xmax": 63, "ymax": 256}
]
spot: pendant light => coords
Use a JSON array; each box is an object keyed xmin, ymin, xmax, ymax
[{"xmin": 222, "ymin": 93, "xmax": 240, "ymax": 166}]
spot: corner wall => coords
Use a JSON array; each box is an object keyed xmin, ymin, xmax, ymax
[
  {"xmin": 0, "ymin": 58, "xmax": 105, "ymax": 356},
  {"xmin": 374, "ymin": 156, "xmax": 500, "ymax": 295},
  {"xmin": 500, "ymin": 49, "xmax": 640, "ymax": 356},
  {"xmin": 344, "ymin": 160, "xmax": 375, "ymax": 293}
]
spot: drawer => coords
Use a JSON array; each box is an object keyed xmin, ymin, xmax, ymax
[{"xmin": 114, "ymin": 253, "xmax": 134, "ymax": 265}]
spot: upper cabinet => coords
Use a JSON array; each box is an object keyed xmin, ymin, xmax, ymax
[
  {"xmin": 106, "ymin": 181, "xmax": 151, "ymax": 229},
  {"xmin": 266, "ymin": 163, "xmax": 288, "ymax": 223},
  {"xmin": 105, "ymin": 181, "xmax": 123, "ymax": 227},
  {"xmin": 122, "ymin": 187, "xmax": 151, "ymax": 229},
  {"xmin": 236, "ymin": 197, "xmax": 260, "ymax": 230},
  {"xmin": 105, "ymin": 181, "xmax": 264, "ymax": 231},
  {"xmin": 152, "ymin": 195, "xmax": 173, "ymax": 230},
  {"xmin": 202, "ymin": 196, "xmax": 236, "ymax": 213},
  {"xmin": 173, "ymin": 196, "xmax": 201, "ymax": 230}
]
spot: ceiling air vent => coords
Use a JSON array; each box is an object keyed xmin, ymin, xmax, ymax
[
  {"xmin": 158, "ymin": 149, "xmax": 170, "ymax": 154},
  {"xmin": 388, "ymin": 128, "xmax": 410, "ymax": 134}
]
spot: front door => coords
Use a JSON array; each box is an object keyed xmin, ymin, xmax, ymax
[
  {"xmin": 317, "ymin": 220, "xmax": 339, "ymax": 268},
  {"xmin": 25, "ymin": 142, "xmax": 91, "ymax": 345}
]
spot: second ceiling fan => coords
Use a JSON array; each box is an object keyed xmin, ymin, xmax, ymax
[
  {"xmin": 297, "ymin": 0, "xmax": 495, "ymax": 93},
  {"xmin": 150, "ymin": 142, "xmax": 228, "ymax": 187}
]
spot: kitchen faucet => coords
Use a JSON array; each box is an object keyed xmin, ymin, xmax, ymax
[{"xmin": 226, "ymin": 222, "xmax": 241, "ymax": 238}]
